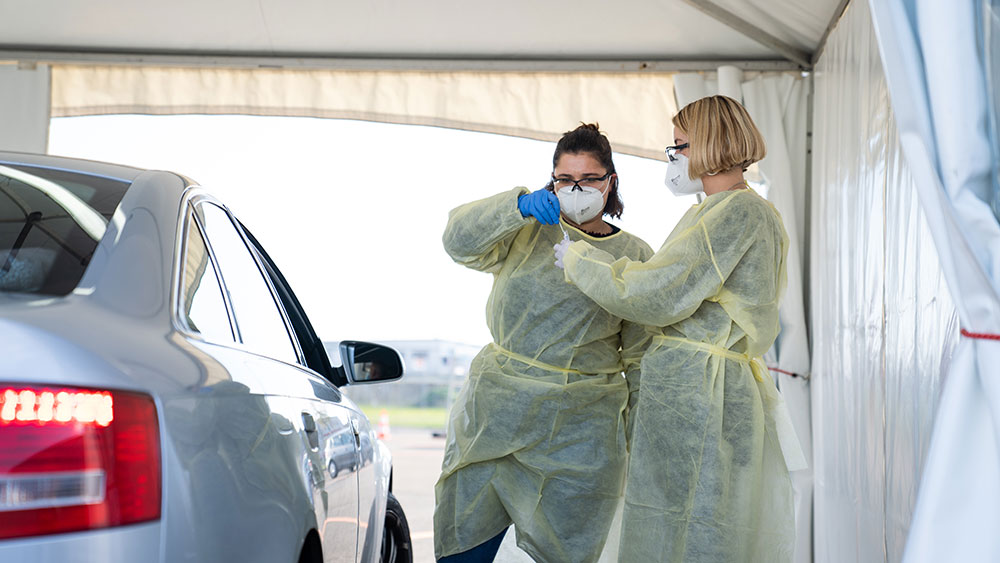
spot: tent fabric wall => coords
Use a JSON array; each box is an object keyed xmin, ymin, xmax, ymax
[
  {"xmin": 811, "ymin": 2, "xmax": 958, "ymax": 561},
  {"xmin": 49, "ymin": 65, "xmax": 677, "ymax": 160},
  {"xmin": 0, "ymin": 63, "xmax": 50, "ymax": 153},
  {"xmin": 866, "ymin": 0, "xmax": 1000, "ymax": 560}
]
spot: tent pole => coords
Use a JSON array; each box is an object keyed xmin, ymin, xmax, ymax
[
  {"xmin": 803, "ymin": 71, "xmax": 815, "ymax": 366},
  {"xmin": 811, "ymin": 0, "xmax": 853, "ymax": 65}
]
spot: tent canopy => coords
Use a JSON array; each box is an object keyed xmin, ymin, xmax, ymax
[{"xmin": 0, "ymin": 0, "xmax": 845, "ymax": 70}]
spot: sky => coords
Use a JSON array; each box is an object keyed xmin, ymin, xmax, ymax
[{"xmin": 48, "ymin": 115, "xmax": 696, "ymax": 346}]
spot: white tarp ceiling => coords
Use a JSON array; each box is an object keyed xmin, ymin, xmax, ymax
[{"xmin": 0, "ymin": 0, "xmax": 845, "ymax": 70}]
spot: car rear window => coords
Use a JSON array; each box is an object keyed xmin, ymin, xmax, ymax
[{"xmin": 0, "ymin": 163, "xmax": 131, "ymax": 296}]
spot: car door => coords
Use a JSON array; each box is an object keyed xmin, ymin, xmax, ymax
[
  {"xmin": 194, "ymin": 200, "xmax": 361, "ymax": 563},
  {"xmin": 238, "ymin": 221, "xmax": 370, "ymax": 563}
]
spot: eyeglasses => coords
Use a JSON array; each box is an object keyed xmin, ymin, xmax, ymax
[
  {"xmin": 664, "ymin": 143, "xmax": 689, "ymax": 162},
  {"xmin": 550, "ymin": 172, "xmax": 613, "ymax": 191}
]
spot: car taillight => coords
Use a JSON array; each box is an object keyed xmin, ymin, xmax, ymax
[{"xmin": 0, "ymin": 385, "xmax": 160, "ymax": 539}]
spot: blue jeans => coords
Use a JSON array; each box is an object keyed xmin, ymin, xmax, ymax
[{"xmin": 437, "ymin": 528, "xmax": 509, "ymax": 563}]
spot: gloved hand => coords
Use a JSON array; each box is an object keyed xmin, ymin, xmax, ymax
[
  {"xmin": 518, "ymin": 189, "xmax": 561, "ymax": 225},
  {"xmin": 553, "ymin": 234, "xmax": 571, "ymax": 269}
]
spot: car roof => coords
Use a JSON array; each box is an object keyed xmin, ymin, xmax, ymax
[{"xmin": 0, "ymin": 150, "xmax": 148, "ymax": 183}]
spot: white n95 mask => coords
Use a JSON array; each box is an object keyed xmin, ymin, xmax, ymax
[
  {"xmin": 664, "ymin": 154, "xmax": 704, "ymax": 196},
  {"xmin": 556, "ymin": 185, "xmax": 605, "ymax": 224}
]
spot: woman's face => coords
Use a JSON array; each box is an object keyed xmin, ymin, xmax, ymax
[{"xmin": 552, "ymin": 152, "xmax": 614, "ymax": 210}]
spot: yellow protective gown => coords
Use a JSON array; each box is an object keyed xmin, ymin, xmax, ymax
[
  {"xmin": 434, "ymin": 187, "xmax": 653, "ymax": 562},
  {"xmin": 561, "ymin": 188, "xmax": 805, "ymax": 563}
]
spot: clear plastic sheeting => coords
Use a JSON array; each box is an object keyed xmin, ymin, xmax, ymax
[
  {"xmin": 810, "ymin": 3, "xmax": 958, "ymax": 562},
  {"xmin": 881, "ymin": 86, "xmax": 961, "ymax": 563}
]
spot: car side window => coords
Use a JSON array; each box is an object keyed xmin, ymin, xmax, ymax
[
  {"xmin": 197, "ymin": 202, "xmax": 299, "ymax": 364},
  {"xmin": 179, "ymin": 213, "xmax": 234, "ymax": 343}
]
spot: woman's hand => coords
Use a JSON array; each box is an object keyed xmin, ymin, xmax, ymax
[{"xmin": 518, "ymin": 189, "xmax": 561, "ymax": 225}]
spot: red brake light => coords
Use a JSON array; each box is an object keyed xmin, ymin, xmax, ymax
[{"xmin": 0, "ymin": 385, "xmax": 161, "ymax": 539}]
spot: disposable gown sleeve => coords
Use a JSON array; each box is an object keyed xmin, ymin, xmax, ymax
[
  {"xmin": 562, "ymin": 196, "xmax": 762, "ymax": 327},
  {"xmin": 617, "ymin": 241, "xmax": 653, "ymax": 445},
  {"xmin": 442, "ymin": 187, "xmax": 531, "ymax": 274},
  {"xmin": 620, "ymin": 318, "xmax": 650, "ymax": 445}
]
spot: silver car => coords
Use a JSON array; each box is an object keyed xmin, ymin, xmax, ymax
[{"xmin": 0, "ymin": 152, "xmax": 412, "ymax": 563}]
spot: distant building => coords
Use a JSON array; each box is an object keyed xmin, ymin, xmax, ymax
[
  {"xmin": 323, "ymin": 339, "xmax": 483, "ymax": 408},
  {"xmin": 380, "ymin": 340, "xmax": 482, "ymax": 382}
]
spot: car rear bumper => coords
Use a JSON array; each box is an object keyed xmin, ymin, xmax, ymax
[{"xmin": 0, "ymin": 521, "xmax": 160, "ymax": 562}]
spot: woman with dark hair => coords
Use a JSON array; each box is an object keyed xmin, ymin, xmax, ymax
[
  {"xmin": 556, "ymin": 96, "xmax": 804, "ymax": 562},
  {"xmin": 434, "ymin": 123, "xmax": 653, "ymax": 563}
]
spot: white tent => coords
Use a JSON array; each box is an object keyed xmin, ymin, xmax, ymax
[
  {"xmin": 1, "ymin": 0, "xmax": 844, "ymax": 157},
  {"xmin": 2, "ymin": 1, "xmax": 998, "ymax": 561}
]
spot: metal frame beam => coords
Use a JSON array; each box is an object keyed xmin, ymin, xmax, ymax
[
  {"xmin": 811, "ymin": 0, "xmax": 853, "ymax": 65},
  {"xmin": 679, "ymin": 0, "xmax": 813, "ymax": 69},
  {"xmin": 0, "ymin": 47, "xmax": 803, "ymax": 73}
]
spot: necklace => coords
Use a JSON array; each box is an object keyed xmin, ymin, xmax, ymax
[
  {"xmin": 727, "ymin": 180, "xmax": 748, "ymax": 191},
  {"xmin": 579, "ymin": 222, "xmax": 612, "ymax": 236}
]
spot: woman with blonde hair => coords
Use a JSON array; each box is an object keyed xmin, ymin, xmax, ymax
[{"xmin": 555, "ymin": 95, "xmax": 805, "ymax": 562}]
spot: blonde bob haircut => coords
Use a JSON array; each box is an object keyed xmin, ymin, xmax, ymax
[{"xmin": 672, "ymin": 95, "xmax": 766, "ymax": 179}]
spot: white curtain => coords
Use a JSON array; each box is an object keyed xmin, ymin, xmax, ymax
[
  {"xmin": 0, "ymin": 63, "xmax": 50, "ymax": 153},
  {"xmin": 809, "ymin": 3, "xmax": 958, "ymax": 560},
  {"xmin": 868, "ymin": 0, "xmax": 1000, "ymax": 561},
  {"xmin": 49, "ymin": 65, "xmax": 676, "ymax": 160},
  {"xmin": 674, "ymin": 68, "xmax": 812, "ymax": 563}
]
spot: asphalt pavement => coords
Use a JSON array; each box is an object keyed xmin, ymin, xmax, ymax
[
  {"xmin": 381, "ymin": 427, "xmax": 538, "ymax": 563},
  {"xmin": 381, "ymin": 427, "xmax": 443, "ymax": 563}
]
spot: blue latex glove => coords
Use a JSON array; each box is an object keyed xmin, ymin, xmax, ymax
[{"xmin": 518, "ymin": 190, "xmax": 561, "ymax": 225}]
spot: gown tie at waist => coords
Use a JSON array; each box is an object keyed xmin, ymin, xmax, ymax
[
  {"xmin": 651, "ymin": 335, "xmax": 808, "ymax": 471},
  {"xmin": 489, "ymin": 342, "xmax": 623, "ymax": 376},
  {"xmin": 653, "ymin": 335, "xmax": 764, "ymax": 381}
]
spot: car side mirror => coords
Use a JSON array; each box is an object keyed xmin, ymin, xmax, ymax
[{"xmin": 338, "ymin": 341, "xmax": 405, "ymax": 384}]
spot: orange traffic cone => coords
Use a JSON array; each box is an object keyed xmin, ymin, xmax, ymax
[{"xmin": 377, "ymin": 409, "xmax": 391, "ymax": 440}]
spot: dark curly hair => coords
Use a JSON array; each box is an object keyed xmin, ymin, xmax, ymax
[{"xmin": 550, "ymin": 123, "xmax": 624, "ymax": 219}]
